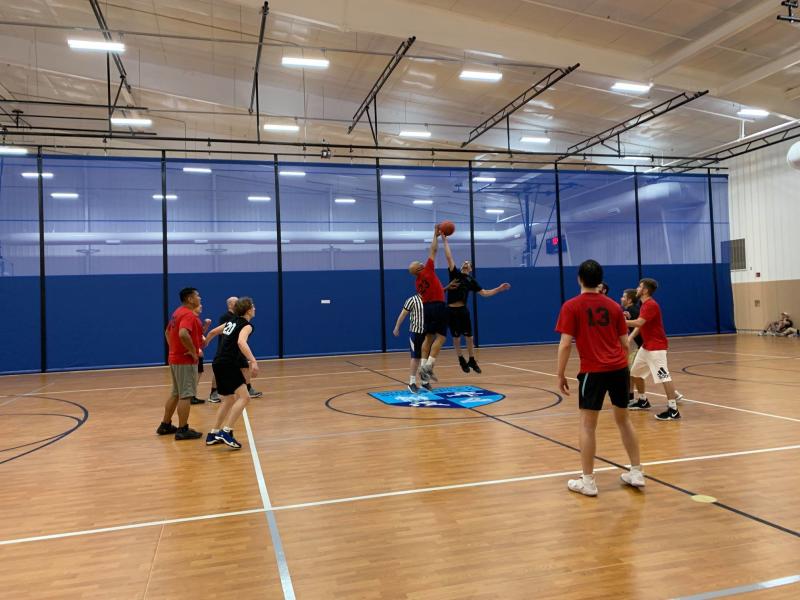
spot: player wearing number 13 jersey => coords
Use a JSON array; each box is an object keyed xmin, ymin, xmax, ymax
[{"xmin": 555, "ymin": 259, "xmax": 644, "ymax": 497}]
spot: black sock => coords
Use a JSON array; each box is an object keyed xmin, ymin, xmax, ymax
[{"xmin": 247, "ymin": 384, "xmax": 253, "ymax": 391}]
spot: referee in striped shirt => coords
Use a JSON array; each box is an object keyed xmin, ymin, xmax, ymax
[{"xmin": 393, "ymin": 294, "xmax": 427, "ymax": 393}]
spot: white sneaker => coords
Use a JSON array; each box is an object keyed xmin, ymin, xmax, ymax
[
  {"xmin": 620, "ymin": 470, "xmax": 645, "ymax": 488},
  {"xmin": 567, "ymin": 476, "xmax": 598, "ymax": 496},
  {"xmin": 674, "ymin": 392, "xmax": 684, "ymax": 404}
]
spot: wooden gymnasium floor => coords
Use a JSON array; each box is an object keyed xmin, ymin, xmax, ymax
[{"xmin": 1, "ymin": 335, "xmax": 799, "ymax": 600}]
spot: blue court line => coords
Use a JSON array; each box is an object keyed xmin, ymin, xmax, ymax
[{"xmin": 674, "ymin": 574, "xmax": 800, "ymax": 599}]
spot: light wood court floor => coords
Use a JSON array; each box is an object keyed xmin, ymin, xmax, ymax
[{"xmin": 1, "ymin": 335, "xmax": 799, "ymax": 599}]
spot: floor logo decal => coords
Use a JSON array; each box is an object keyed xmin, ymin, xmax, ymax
[{"xmin": 369, "ymin": 385, "xmax": 504, "ymax": 409}]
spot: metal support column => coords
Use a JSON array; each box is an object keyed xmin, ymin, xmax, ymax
[
  {"xmin": 634, "ymin": 166, "xmax": 643, "ymax": 280},
  {"xmin": 468, "ymin": 161, "xmax": 479, "ymax": 345},
  {"xmin": 273, "ymin": 155, "xmax": 285, "ymax": 357},
  {"xmin": 37, "ymin": 147, "xmax": 47, "ymax": 372},
  {"xmin": 707, "ymin": 169, "xmax": 721, "ymax": 333},
  {"xmin": 376, "ymin": 158, "xmax": 387, "ymax": 352},
  {"xmin": 554, "ymin": 163, "xmax": 565, "ymax": 304},
  {"xmin": 161, "ymin": 151, "xmax": 169, "ymax": 362}
]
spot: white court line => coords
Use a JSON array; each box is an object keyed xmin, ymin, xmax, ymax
[
  {"xmin": 490, "ymin": 363, "xmax": 800, "ymax": 424},
  {"xmin": 242, "ymin": 408, "xmax": 296, "ymax": 600},
  {"xmin": 0, "ymin": 383, "xmax": 53, "ymax": 407},
  {"xmin": 702, "ymin": 350, "xmax": 800, "ymax": 360},
  {"xmin": 674, "ymin": 574, "xmax": 800, "ymax": 600},
  {"xmin": 3, "ymin": 442, "xmax": 800, "ymax": 547}
]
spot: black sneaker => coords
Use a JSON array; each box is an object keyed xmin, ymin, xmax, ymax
[
  {"xmin": 422, "ymin": 382, "xmax": 433, "ymax": 391},
  {"xmin": 174, "ymin": 425, "xmax": 203, "ymax": 440},
  {"xmin": 407, "ymin": 383, "xmax": 419, "ymax": 394},
  {"xmin": 458, "ymin": 356, "xmax": 470, "ymax": 373},
  {"xmin": 467, "ymin": 357, "xmax": 482, "ymax": 374},
  {"xmin": 156, "ymin": 422, "xmax": 177, "ymax": 436},
  {"xmin": 190, "ymin": 396, "xmax": 205, "ymax": 405},
  {"xmin": 655, "ymin": 407, "xmax": 681, "ymax": 421},
  {"xmin": 628, "ymin": 398, "xmax": 652, "ymax": 410}
]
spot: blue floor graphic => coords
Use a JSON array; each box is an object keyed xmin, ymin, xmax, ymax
[{"xmin": 369, "ymin": 385, "xmax": 504, "ymax": 409}]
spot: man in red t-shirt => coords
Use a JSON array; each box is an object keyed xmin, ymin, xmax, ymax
[
  {"xmin": 156, "ymin": 287, "xmax": 203, "ymax": 440},
  {"xmin": 626, "ymin": 278, "xmax": 684, "ymax": 421},
  {"xmin": 556, "ymin": 259, "xmax": 644, "ymax": 497},
  {"xmin": 408, "ymin": 225, "xmax": 447, "ymax": 387}
]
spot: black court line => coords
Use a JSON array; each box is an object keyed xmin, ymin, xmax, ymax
[
  {"xmin": 0, "ymin": 396, "xmax": 89, "ymax": 465},
  {"xmin": 348, "ymin": 360, "xmax": 800, "ymax": 541},
  {"xmin": 682, "ymin": 361, "xmax": 800, "ymax": 387}
]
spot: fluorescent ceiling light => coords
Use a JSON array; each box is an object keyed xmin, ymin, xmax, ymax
[
  {"xmin": 68, "ymin": 39, "xmax": 125, "ymax": 52},
  {"xmin": 263, "ymin": 123, "xmax": 300, "ymax": 132},
  {"xmin": 280, "ymin": 170, "xmax": 306, "ymax": 176},
  {"xmin": 623, "ymin": 156, "xmax": 650, "ymax": 161},
  {"xmin": 194, "ymin": 240, "xmax": 209, "ymax": 244},
  {"xmin": 737, "ymin": 108, "xmax": 769, "ymax": 118},
  {"xmin": 473, "ymin": 176, "xmax": 496, "ymax": 183},
  {"xmin": 50, "ymin": 192, "xmax": 78, "ymax": 199},
  {"xmin": 399, "ymin": 130, "xmax": 431, "ymax": 138},
  {"xmin": 520, "ymin": 136, "xmax": 550, "ymax": 144},
  {"xmin": 485, "ymin": 208, "xmax": 505, "ymax": 214},
  {"xmin": 110, "ymin": 117, "xmax": 151, "ymax": 127},
  {"xmin": 153, "ymin": 194, "xmax": 178, "ymax": 200},
  {"xmin": 105, "ymin": 239, "xmax": 121, "ymax": 245},
  {"xmin": 0, "ymin": 146, "xmax": 28, "ymax": 155},
  {"xmin": 247, "ymin": 195, "xmax": 271, "ymax": 202},
  {"xmin": 183, "ymin": 167, "xmax": 212, "ymax": 174},
  {"xmin": 21, "ymin": 172, "xmax": 53, "ymax": 179},
  {"xmin": 460, "ymin": 70, "xmax": 502, "ymax": 82},
  {"xmin": 413, "ymin": 199, "xmax": 433, "ymax": 205},
  {"xmin": 381, "ymin": 173, "xmax": 406, "ymax": 180},
  {"xmin": 611, "ymin": 81, "xmax": 652, "ymax": 93},
  {"xmin": 353, "ymin": 239, "xmax": 366, "ymax": 244},
  {"xmin": 335, "ymin": 198, "xmax": 356, "ymax": 204},
  {"xmin": 282, "ymin": 57, "xmax": 329, "ymax": 68}
]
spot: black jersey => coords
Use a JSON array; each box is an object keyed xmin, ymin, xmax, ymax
[
  {"xmin": 447, "ymin": 267, "xmax": 482, "ymax": 305},
  {"xmin": 624, "ymin": 302, "xmax": 644, "ymax": 347},
  {"xmin": 213, "ymin": 317, "xmax": 253, "ymax": 366}
]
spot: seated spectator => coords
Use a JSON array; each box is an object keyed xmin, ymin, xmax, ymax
[{"xmin": 760, "ymin": 312, "xmax": 795, "ymax": 336}]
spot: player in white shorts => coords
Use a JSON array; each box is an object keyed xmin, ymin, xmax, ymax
[{"xmin": 626, "ymin": 278, "xmax": 684, "ymax": 421}]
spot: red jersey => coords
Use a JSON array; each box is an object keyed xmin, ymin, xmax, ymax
[
  {"xmin": 639, "ymin": 298, "xmax": 669, "ymax": 351},
  {"xmin": 167, "ymin": 306, "xmax": 202, "ymax": 365},
  {"xmin": 416, "ymin": 258, "xmax": 445, "ymax": 304},
  {"xmin": 556, "ymin": 292, "xmax": 628, "ymax": 373}
]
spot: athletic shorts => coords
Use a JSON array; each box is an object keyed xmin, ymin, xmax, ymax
[
  {"xmin": 169, "ymin": 364, "xmax": 198, "ymax": 399},
  {"xmin": 630, "ymin": 348, "xmax": 672, "ymax": 383},
  {"xmin": 448, "ymin": 305, "xmax": 473, "ymax": 337},
  {"xmin": 423, "ymin": 301, "xmax": 448, "ymax": 337},
  {"xmin": 212, "ymin": 362, "xmax": 247, "ymax": 396},
  {"xmin": 576, "ymin": 367, "xmax": 630, "ymax": 411},
  {"xmin": 409, "ymin": 332, "xmax": 425, "ymax": 359},
  {"xmin": 197, "ymin": 355, "xmax": 204, "ymax": 374}
]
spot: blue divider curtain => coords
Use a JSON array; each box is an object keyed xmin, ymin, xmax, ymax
[{"xmin": 0, "ymin": 154, "xmax": 735, "ymax": 374}]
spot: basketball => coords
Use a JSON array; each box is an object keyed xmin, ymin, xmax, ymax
[{"xmin": 439, "ymin": 220, "xmax": 455, "ymax": 236}]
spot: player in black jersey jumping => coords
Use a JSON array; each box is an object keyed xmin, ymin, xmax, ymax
[
  {"xmin": 203, "ymin": 297, "xmax": 258, "ymax": 450},
  {"xmin": 441, "ymin": 236, "xmax": 510, "ymax": 373}
]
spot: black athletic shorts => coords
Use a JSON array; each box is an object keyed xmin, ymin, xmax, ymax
[
  {"xmin": 423, "ymin": 301, "xmax": 448, "ymax": 337},
  {"xmin": 409, "ymin": 332, "xmax": 425, "ymax": 359},
  {"xmin": 448, "ymin": 305, "xmax": 473, "ymax": 337},
  {"xmin": 212, "ymin": 362, "xmax": 247, "ymax": 396},
  {"xmin": 576, "ymin": 367, "xmax": 630, "ymax": 411}
]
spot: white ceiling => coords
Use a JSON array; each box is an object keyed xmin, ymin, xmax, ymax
[{"xmin": 0, "ymin": 0, "xmax": 798, "ymax": 165}]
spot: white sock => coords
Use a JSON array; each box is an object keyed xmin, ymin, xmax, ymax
[
  {"xmin": 630, "ymin": 465, "xmax": 642, "ymax": 473},
  {"xmin": 668, "ymin": 399, "xmax": 678, "ymax": 410},
  {"xmin": 210, "ymin": 428, "xmax": 219, "ymax": 434},
  {"xmin": 582, "ymin": 474, "xmax": 595, "ymax": 484},
  {"xmin": 409, "ymin": 376, "xmax": 416, "ymax": 384},
  {"xmin": 223, "ymin": 426, "xmax": 232, "ymax": 432},
  {"xmin": 639, "ymin": 394, "xmax": 647, "ymax": 400},
  {"xmin": 427, "ymin": 357, "xmax": 436, "ymax": 367}
]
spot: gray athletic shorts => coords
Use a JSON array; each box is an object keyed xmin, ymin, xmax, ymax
[{"xmin": 170, "ymin": 364, "xmax": 198, "ymax": 399}]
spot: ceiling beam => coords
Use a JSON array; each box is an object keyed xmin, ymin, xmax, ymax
[
  {"xmin": 717, "ymin": 47, "xmax": 800, "ymax": 96},
  {"xmin": 647, "ymin": 2, "xmax": 777, "ymax": 79}
]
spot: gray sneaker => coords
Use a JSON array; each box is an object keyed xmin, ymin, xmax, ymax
[
  {"xmin": 209, "ymin": 391, "xmax": 221, "ymax": 403},
  {"xmin": 248, "ymin": 387, "xmax": 263, "ymax": 398}
]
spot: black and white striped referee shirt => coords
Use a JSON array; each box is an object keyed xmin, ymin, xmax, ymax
[{"xmin": 403, "ymin": 294, "xmax": 425, "ymax": 334}]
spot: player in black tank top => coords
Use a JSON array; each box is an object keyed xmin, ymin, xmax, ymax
[{"xmin": 203, "ymin": 297, "xmax": 258, "ymax": 450}]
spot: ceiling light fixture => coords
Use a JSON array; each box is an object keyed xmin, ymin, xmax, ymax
[
  {"xmin": 485, "ymin": 208, "xmax": 505, "ymax": 214},
  {"xmin": 21, "ymin": 172, "xmax": 53, "ymax": 179},
  {"xmin": 279, "ymin": 170, "xmax": 306, "ymax": 176},
  {"xmin": 473, "ymin": 176, "xmax": 496, "ymax": 183},
  {"xmin": 399, "ymin": 130, "xmax": 432, "ymax": 138},
  {"xmin": 381, "ymin": 173, "xmax": 406, "ymax": 180},
  {"xmin": 110, "ymin": 117, "xmax": 152, "ymax": 127},
  {"xmin": 182, "ymin": 167, "xmax": 212, "ymax": 174},
  {"xmin": 263, "ymin": 123, "xmax": 300, "ymax": 132},
  {"xmin": 460, "ymin": 70, "xmax": 503, "ymax": 82},
  {"xmin": 0, "ymin": 146, "xmax": 28, "ymax": 155},
  {"xmin": 247, "ymin": 195, "xmax": 272, "ymax": 202},
  {"xmin": 282, "ymin": 57, "xmax": 329, "ymax": 68},
  {"xmin": 68, "ymin": 39, "xmax": 125, "ymax": 52},
  {"xmin": 153, "ymin": 194, "xmax": 178, "ymax": 200},
  {"xmin": 737, "ymin": 108, "xmax": 769, "ymax": 118},
  {"xmin": 334, "ymin": 198, "xmax": 356, "ymax": 204},
  {"xmin": 50, "ymin": 192, "xmax": 79, "ymax": 199},
  {"xmin": 413, "ymin": 199, "xmax": 433, "ymax": 205},
  {"xmin": 611, "ymin": 81, "xmax": 652, "ymax": 93},
  {"xmin": 520, "ymin": 136, "xmax": 551, "ymax": 144}
]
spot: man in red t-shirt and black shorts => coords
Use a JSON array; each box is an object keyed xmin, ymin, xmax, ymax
[
  {"xmin": 409, "ymin": 225, "xmax": 447, "ymax": 386},
  {"xmin": 626, "ymin": 278, "xmax": 684, "ymax": 421},
  {"xmin": 556, "ymin": 259, "xmax": 644, "ymax": 497},
  {"xmin": 156, "ymin": 287, "xmax": 204, "ymax": 440}
]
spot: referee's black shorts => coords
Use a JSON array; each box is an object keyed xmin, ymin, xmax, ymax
[
  {"xmin": 448, "ymin": 305, "xmax": 473, "ymax": 337},
  {"xmin": 576, "ymin": 367, "xmax": 630, "ymax": 411},
  {"xmin": 423, "ymin": 301, "xmax": 448, "ymax": 337},
  {"xmin": 409, "ymin": 332, "xmax": 425, "ymax": 358}
]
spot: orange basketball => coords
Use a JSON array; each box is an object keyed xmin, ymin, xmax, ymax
[{"xmin": 439, "ymin": 220, "xmax": 455, "ymax": 236}]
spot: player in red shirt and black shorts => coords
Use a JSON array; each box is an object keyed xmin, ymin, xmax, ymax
[
  {"xmin": 408, "ymin": 225, "xmax": 447, "ymax": 385},
  {"xmin": 556, "ymin": 260, "xmax": 644, "ymax": 497},
  {"xmin": 626, "ymin": 278, "xmax": 684, "ymax": 421}
]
